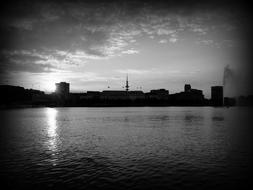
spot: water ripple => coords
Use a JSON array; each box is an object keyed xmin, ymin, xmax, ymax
[{"xmin": 0, "ymin": 107, "xmax": 252, "ymax": 189}]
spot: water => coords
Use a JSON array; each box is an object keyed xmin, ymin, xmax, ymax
[{"xmin": 0, "ymin": 107, "xmax": 252, "ymax": 189}]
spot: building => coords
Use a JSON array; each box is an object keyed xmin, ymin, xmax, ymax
[
  {"xmin": 79, "ymin": 91, "xmax": 101, "ymax": 101},
  {"xmin": 224, "ymin": 97, "xmax": 236, "ymax": 107},
  {"xmin": 184, "ymin": 84, "xmax": 191, "ymax": 92},
  {"xmin": 101, "ymin": 90, "xmax": 128, "ymax": 100},
  {"xmin": 148, "ymin": 89, "xmax": 169, "ymax": 100},
  {"xmin": 190, "ymin": 89, "xmax": 203, "ymax": 95},
  {"xmin": 211, "ymin": 86, "xmax": 223, "ymax": 106},
  {"xmin": 55, "ymin": 82, "xmax": 70, "ymax": 98},
  {"xmin": 168, "ymin": 85, "xmax": 205, "ymax": 106},
  {"xmin": 128, "ymin": 91, "xmax": 145, "ymax": 100},
  {"xmin": 85, "ymin": 91, "xmax": 101, "ymax": 99}
]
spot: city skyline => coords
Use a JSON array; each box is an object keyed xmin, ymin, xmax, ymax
[
  {"xmin": 0, "ymin": 0, "xmax": 252, "ymax": 98},
  {"xmin": 1, "ymin": 2, "xmax": 252, "ymax": 189}
]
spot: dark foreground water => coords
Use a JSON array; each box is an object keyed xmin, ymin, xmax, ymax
[{"xmin": 0, "ymin": 107, "xmax": 252, "ymax": 190}]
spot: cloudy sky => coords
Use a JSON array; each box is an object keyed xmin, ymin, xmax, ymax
[{"xmin": 0, "ymin": 0, "xmax": 252, "ymax": 97}]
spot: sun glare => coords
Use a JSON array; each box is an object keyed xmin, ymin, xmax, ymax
[
  {"xmin": 47, "ymin": 108, "xmax": 58, "ymax": 138},
  {"xmin": 49, "ymin": 83, "xmax": 56, "ymax": 92},
  {"xmin": 42, "ymin": 79, "xmax": 57, "ymax": 92}
]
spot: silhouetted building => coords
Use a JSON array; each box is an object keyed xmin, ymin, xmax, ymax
[
  {"xmin": 0, "ymin": 85, "xmax": 51, "ymax": 107},
  {"xmin": 55, "ymin": 82, "xmax": 70, "ymax": 98},
  {"xmin": 237, "ymin": 95, "xmax": 253, "ymax": 106},
  {"xmin": 4, "ymin": 82, "xmax": 246, "ymax": 107},
  {"xmin": 99, "ymin": 90, "xmax": 146, "ymax": 101},
  {"xmin": 190, "ymin": 89, "xmax": 202, "ymax": 95},
  {"xmin": 101, "ymin": 90, "xmax": 128, "ymax": 100},
  {"xmin": 211, "ymin": 86, "xmax": 223, "ymax": 106},
  {"xmin": 128, "ymin": 91, "xmax": 145, "ymax": 100},
  {"xmin": 68, "ymin": 93, "xmax": 84, "ymax": 105},
  {"xmin": 224, "ymin": 97, "xmax": 236, "ymax": 107},
  {"xmin": 30, "ymin": 89, "xmax": 47, "ymax": 102},
  {"xmin": 84, "ymin": 91, "xmax": 101, "ymax": 99},
  {"xmin": 169, "ymin": 85, "xmax": 204, "ymax": 106},
  {"xmin": 184, "ymin": 84, "xmax": 191, "ymax": 92},
  {"xmin": 147, "ymin": 89, "xmax": 169, "ymax": 100},
  {"xmin": 0, "ymin": 85, "xmax": 28, "ymax": 105}
]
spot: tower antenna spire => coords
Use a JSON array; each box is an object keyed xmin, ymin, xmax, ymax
[{"xmin": 125, "ymin": 74, "xmax": 129, "ymax": 92}]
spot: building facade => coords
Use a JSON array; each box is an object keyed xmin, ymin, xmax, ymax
[
  {"xmin": 55, "ymin": 82, "xmax": 70, "ymax": 98},
  {"xmin": 148, "ymin": 89, "xmax": 169, "ymax": 100},
  {"xmin": 211, "ymin": 86, "xmax": 223, "ymax": 106},
  {"xmin": 184, "ymin": 84, "xmax": 191, "ymax": 92}
]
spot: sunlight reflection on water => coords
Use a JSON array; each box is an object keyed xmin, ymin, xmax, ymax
[
  {"xmin": 47, "ymin": 108, "xmax": 57, "ymax": 138},
  {"xmin": 46, "ymin": 108, "xmax": 59, "ymax": 165}
]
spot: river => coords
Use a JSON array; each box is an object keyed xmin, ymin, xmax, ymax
[{"xmin": 0, "ymin": 107, "xmax": 252, "ymax": 189}]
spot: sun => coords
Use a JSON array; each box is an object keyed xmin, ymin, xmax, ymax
[
  {"xmin": 39, "ymin": 73, "xmax": 65, "ymax": 92},
  {"xmin": 41, "ymin": 82, "xmax": 56, "ymax": 92},
  {"xmin": 41, "ymin": 75, "xmax": 59, "ymax": 92}
]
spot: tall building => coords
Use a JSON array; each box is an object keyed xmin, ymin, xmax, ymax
[
  {"xmin": 55, "ymin": 82, "xmax": 70, "ymax": 98},
  {"xmin": 211, "ymin": 86, "xmax": 223, "ymax": 106}
]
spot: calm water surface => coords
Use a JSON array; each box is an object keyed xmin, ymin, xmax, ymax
[{"xmin": 0, "ymin": 107, "xmax": 252, "ymax": 189}]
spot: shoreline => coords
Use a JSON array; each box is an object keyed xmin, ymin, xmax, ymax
[{"xmin": 0, "ymin": 104, "xmax": 239, "ymax": 109}]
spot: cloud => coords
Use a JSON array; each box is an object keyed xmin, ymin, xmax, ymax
[
  {"xmin": 196, "ymin": 39, "xmax": 240, "ymax": 48},
  {"xmin": 157, "ymin": 29, "xmax": 175, "ymax": 36},
  {"xmin": 169, "ymin": 38, "xmax": 178, "ymax": 43},
  {"xmin": 117, "ymin": 69, "xmax": 150, "ymax": 75},
  {"xmin": 122, "ymin": 49, "xmax": 139, "ymax": 54},
  {"xmin": 159, "ymin": 37, "xmax": 178, "ymax": 44},
  {"xmin": 10, "ymin": 19, "xmax": 37, "ymax": 30},
  {"xmin": 0, "ymin": 0, "xmax": 243, "ymax": 75},
  {"xmin": 1, "ymin": 50, "xmax": 60, "ymax": 73},
  {"xmin": 195, "ymin": 39, "xmax": 211, "ymax": 46},
  {"xmin": 0, "ymin": 57, "xmax": 57, "ymax": 74},
  {"xmin": 159, "ymin": 39, "xmax": 168, "ymax": 44},
  {"xmin": 199, "ymin": 40, "xmax": 213, "ymax": 45}
]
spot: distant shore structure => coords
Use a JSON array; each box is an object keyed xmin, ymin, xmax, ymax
[
  {"xmin": 2, "ymin": 82, "xmax": 247, "ymax": 107},
  {"xmin": 55, "ymin": 82, "xmax": 70, "ymax": 98},
  {"xmin": 184, "ymin": 84, "xmax": 191, "ymax": 92},
  {"xmin": 52, "ymin": 80, "xmax": 224, "ymax": 106},
  {"xmin": 211, "ymin": 86, "xmax": 223, "ymax": 106},
  {"xmin": 125, "ymin": 74, "xmax": 129, "ymax": 92}
]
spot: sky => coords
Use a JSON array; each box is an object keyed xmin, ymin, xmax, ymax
[{"xmin": 0, "ymin": 0, "xmax": 252, "ymax": 98}]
